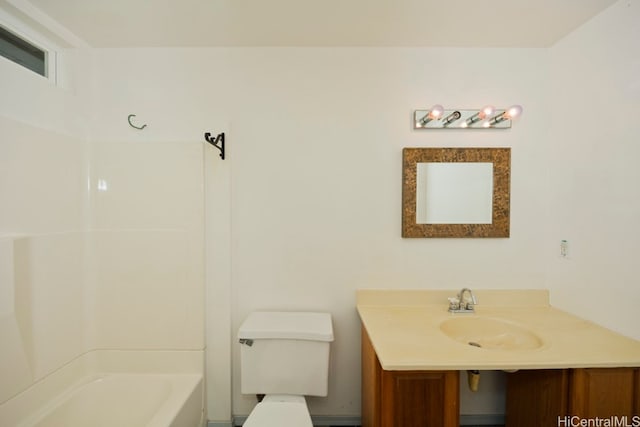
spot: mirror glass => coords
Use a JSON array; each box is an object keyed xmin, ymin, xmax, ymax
[
  {"xmin": 416, "ymin": 163, "xmax": 493, "ymax": 224},
  {"xmin": 402, "ymin": 147, "xmax": 510, "ymax": 238}
]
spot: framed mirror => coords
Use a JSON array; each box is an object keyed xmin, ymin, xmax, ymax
[{"xmin": 402, "ymin": 147, "xmax": 510, "ymax": 238}]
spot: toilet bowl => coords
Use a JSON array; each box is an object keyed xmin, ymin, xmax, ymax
[
  {"xmin": 242, "ymin": 395, "xmax": 312, "ymax": 427},
  {"xmin": 238, "ymin": 311, "xmax": 333, "ymax": 427}
]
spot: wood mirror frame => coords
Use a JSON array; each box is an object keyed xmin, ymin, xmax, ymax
[{"xmin": 402, "ymin": 147, "xmax": 511, "ymax": 238}]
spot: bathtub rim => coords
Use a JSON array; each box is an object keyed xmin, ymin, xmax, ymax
[
  {"xmin": 17, "ymin": 373, "xmax": 202, "ymax": 427},
  {"xmin": 0, "ymin": 349, "xmax": 204, "ymax": 427}
]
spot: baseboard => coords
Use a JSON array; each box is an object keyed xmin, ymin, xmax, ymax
[
  {"xmin": 460, "ymin": 413, "xmax": 506, "ymax": 425},
  {"xmin": 226, "ymin": 415, "xmax": 361, "ymax": 426},
  {"xmin": 215, "ymin": 413, "xmax": 504, "ymax": 426},
  {"xmin": 312, "ymin": 415, "xmax": 363, "ymax": 425}
]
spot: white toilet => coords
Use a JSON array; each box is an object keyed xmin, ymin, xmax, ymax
[{"xmin": 238, "ymin": 311, "xmax": 334, "ymax": 427}]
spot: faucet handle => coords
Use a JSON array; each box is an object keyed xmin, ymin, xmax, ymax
[
  {"xmin": 458, "ymin": 289, "xmax": 477, "ymax": 305},
  {"xmin": 464, "ymin": 295, "xmax": 477, "ymax": 309},
  {"xmin": 448, "ymin": 297, "xmax": 460, "ymax": 311}
]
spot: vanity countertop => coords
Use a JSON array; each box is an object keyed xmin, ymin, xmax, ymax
[{"xmin": 357, "ymin": 289, "xmax": 640, "ymax": 371}]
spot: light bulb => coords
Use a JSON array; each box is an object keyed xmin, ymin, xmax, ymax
[
  {"xmin": 465, "ymin": 105, "xmax": 494, "ymax": 127},
  {"xmin": 488, "ymin": 104, "xmax": 523, "ymax": 125},
  {"xmin": 478, "ymin": 105, "xmax": 495, "ymax": 119},
  {"xmin": 504, "ymin": 105, "xmax": 523, "ymax": 119},
  {"xmin": 428, "ymin": 104, "xmax": 444, "ymax": 119},
  {"xmin": 418, "ymin": 104, "xmax": 445, "ymax": 126}
]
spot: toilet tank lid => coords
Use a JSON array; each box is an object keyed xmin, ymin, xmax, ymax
[{"xmin": 238, "ymin": 312, "xmax": 334, "ymax": 342}]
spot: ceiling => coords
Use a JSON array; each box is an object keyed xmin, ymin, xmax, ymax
[{"xmin": 5, "ymin": 0, "xmax": 618, "ymax": 48}]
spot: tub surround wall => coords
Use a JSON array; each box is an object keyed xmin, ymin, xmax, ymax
[
  {"xmin": 0, "ymin": 195, "xmax": 205, "ymax": 407},
  {"xmin": 0, "ymin": 54, "xmax": 206, "ymax": 412},
  {"xmin": 84, "ymin": 47, "xmax": 233, "ymax": 422},
  {"xmin": 86, "ymin": 138, "xmax": 205, "ymax": 351},
  {"xmin": 0, "ymin": 233, "xmax": 87, "ymax": 404},
  {"xmin": 0, "ymin": 80, "xmax": 89, "ymax": 404}
]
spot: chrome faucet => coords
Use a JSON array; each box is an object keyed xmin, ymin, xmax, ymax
[{"xmin": 448, "ymin": 288, "xmax": 477, "ymax": 313}]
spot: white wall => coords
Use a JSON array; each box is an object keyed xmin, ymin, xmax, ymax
[
  {"xmin": 83, "ymin": 45, "xmax": 549, "ymax": 421},
  {"xmin": 547, "ymin": 0, "xmax": 640, "ymax": 340},
  {"xmin": 227, "ymin": 47, "xmax": 549, "ymax": 419}
]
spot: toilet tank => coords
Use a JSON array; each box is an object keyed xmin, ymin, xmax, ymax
[{"xmin": 238, "ymin": 312, "xmax": 333, "ymax": 397}]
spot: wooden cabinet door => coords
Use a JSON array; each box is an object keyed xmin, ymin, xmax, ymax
[
  {"xmin": 380, "ymin": 370, "xmax": 459, "ymax": 427},
  {"xmin": 505, "ymin": 369, "xmax": 569, "ymax": 427},
  {"xmin": 569, "ymin": 368, "xmax": 640, "ymax": 417},
  {"xmin": 361, "ymin": 325, "xmax": 459, "ymax": 427}
]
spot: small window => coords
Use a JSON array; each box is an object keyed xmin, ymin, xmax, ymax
[{"xmin": 0, "ymin": 25, "xmax": 47, "ymax": 77}]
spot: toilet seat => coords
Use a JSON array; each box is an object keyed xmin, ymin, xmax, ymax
[{"xmin": 242, "ymin": 395, "xmax": 312, "ymax": 427}]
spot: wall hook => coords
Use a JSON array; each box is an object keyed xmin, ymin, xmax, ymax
[
  {"xmin": 128, "ymin": 114, "xmax": 147, "ymax": 130},
  {"xmin": 204, "ymin": 132, "xmax": 225, "ymax": 160}
]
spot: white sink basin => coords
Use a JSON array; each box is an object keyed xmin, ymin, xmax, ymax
[{"xmin": 440, "ymin": 316, "xmax": 543, "ymax": 350}]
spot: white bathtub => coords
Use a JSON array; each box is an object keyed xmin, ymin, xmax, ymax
[
  {"xmin": 0, "ymin": 351, "xmax": 204, "ymax": 427},
  {"xmin": 20, "ymin": 374, "xmax": 202, "ymax": 427}
]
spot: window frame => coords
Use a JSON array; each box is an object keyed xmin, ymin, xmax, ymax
[{"xmin": 0, "ymin": 9, "xmax": 58, "ymax": 84}]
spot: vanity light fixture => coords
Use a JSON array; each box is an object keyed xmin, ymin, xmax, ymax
[
  {"xmin": 417, "ymin": 104, "xmax": 444, "ymax": 126},
  {"xmin": 414, "ymin": 105, "xmax": 523, "ymax": 129}
]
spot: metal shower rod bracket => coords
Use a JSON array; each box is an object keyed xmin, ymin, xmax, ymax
[{"xmin": 204, "ymin": 132, "xmax": 225, "ymax": 160}]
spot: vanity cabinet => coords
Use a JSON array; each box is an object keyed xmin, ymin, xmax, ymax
[
  {"xmin": 363, "ymin": 324, "xmax": 639, "ymax": 427},
  {"xmin": 506, "ymin": 367, "xmax": 640, "ymax": 427},
  {"xmin": 361, "ymin": 326, "xmax": 459, "ymax": 427},
  {"xmin": 359, "ymin": 290, "xmax": 640, "ymax": 427}
]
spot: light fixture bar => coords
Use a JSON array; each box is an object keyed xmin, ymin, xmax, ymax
[{"xmin": 414, "ymin": 106, "xmax": 522, "ymax": 129}]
